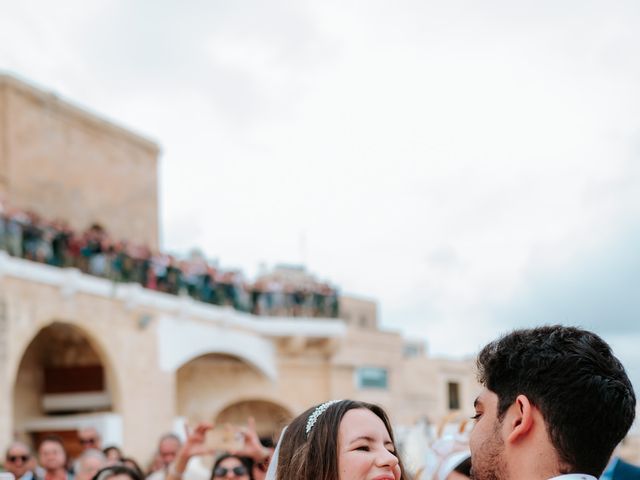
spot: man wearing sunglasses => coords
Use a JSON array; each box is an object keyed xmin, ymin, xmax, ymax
[
  {"xmin": 4, "ymin": 442, "xmax": 37, "ymax": 480},
  {"xmin": 77, "ymin": 427, "xmax": 102, "ymax": 453}
]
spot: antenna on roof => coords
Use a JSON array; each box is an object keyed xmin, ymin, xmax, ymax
[{"xmin": 299, "ymin": 228, "xmax": 307, "ymax": 268}]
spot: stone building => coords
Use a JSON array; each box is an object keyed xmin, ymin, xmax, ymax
[
  {"xmin": 0, "ymin": 74, "xmax": 160, "ymax": 249},
  {"xmin": 0, "ymin": 73, "xmax": 479, "ymax": 464}
]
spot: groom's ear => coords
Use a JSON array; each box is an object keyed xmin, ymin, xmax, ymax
[{"xmin": 506, "ymin": 394, "xmax": 534, "ymax": 444}]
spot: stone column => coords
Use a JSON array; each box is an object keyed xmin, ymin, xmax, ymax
[{"xmin": 0, "ymin": 288, "xmax": 14, "ymax": 447}]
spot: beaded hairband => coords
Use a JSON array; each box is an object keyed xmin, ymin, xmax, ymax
[{"xmin": 305, "ymin": 399, "xmax": 343, "ymax": 436}]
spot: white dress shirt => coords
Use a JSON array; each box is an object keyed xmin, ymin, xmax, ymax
[{"xmin": 548, "ymin": 475, "xmax": 598, "ymax": 480}]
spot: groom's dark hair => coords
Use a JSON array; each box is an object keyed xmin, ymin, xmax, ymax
[{"xmin": 477, "ymin": 325, "xmax": 636, "ymax": 477}]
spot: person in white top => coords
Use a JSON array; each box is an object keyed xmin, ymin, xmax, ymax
[{"xmin": 469, "ymin": 325, "xmax": 635, "ymax": 480}]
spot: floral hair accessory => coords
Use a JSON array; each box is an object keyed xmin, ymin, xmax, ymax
[{"xmin": 305, "ymin": 399, "xmax": 342, "ymax": 436}]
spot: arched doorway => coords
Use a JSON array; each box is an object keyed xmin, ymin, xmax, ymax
[
  {"xmin": 13, "ymin": 322, "xmax": 120, "ymax": 458},
  {"xmin": 176, "ymin": 354, "xmax": 292, "ymax": 439}
]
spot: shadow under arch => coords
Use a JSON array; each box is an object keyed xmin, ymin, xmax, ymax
[
  {"xmin": 214, "ymin": 397, "xmax": 295, "ymax": 440},
  {"xmin": 11, "ymin": 320, "xmax": 124, "ymax": 439},
  {"xmin": 176, "ymin": 352, "xmax": 294, "ymax": 436}
]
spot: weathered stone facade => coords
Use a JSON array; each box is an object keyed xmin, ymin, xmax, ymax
[
  {"xmin": 0, "ymin": 74, "xmax": 480, "ymax": 464},
  {"xmin": 0, "ymin": 74, "xmax": 160, "ymax": 249}
]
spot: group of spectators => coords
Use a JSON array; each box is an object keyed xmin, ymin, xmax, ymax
[
  {"xmin": 2, "ymin": 427, "xmax": 144, "ymax": 480},
  {"xmin": 0, "ymin": 420, "xmax": 277, "ymax": 480},
  {"xmin": 0, "ymin": 414, "xmax": 474, "ymax": 480},
  {"xmin": 0, "ymin": 200, "xmax": 339, "ymax": 318}
]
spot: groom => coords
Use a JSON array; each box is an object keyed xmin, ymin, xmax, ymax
[{"xmin": 469, "ymin": 325, "xmax": 636, "ymax": 480}]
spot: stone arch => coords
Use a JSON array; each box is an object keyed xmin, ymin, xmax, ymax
[
  {"xmin": 214, "ymin": 398, "xmax": 294, "ymax": 440},
  {"xmin": 176, "ymin": 353, "xmax": 290, "ymax": 434},
  {"xmin": 156, "ymin": 316, "xmax": 277, "ymax": 380},
  {"xmin": 11, "ymin": 320, "xmax": 122, "ymax": 411},
  {"xmin": 11, "ymin": 321, "xmax": 122, "ymax": 456}
]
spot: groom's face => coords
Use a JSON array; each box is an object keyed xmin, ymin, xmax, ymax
[{"xmin": 469, "ymin": 389, "xmax": 507, "ymax": 480}]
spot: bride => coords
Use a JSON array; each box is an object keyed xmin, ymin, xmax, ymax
[{"xmin": 266, "ymin": 399, "xmax": 408, "ymax": 480}]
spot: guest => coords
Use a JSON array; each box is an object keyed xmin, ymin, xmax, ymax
[
  {"xmin": 211, "ymin": 454, "xmax": 251, "ymax": 480},
  {"xmin": 74, "ymin": 450, "xmax": 107, "ymax": 480},
  {"xmin": 93, "ymin": 465, "xmax": 142, "ymax": 480},
  {"xmin": 38, "ymin": 436, "xmax": 71, "ymax": 480},
  {"xmin": 4, "ymin": 442, "xmax": 38, "ymax": 480},
  {"xmin": 147, "ymin": 435, "xmax": 182, "ymax": 480},
  {"xmin": 101, "ymin": 448, "xmax": 122, "ymax": 466},
  {"xmin": 120, "ymin": 459, "xmax": 144, "ymax": 480},
  {"xmin": 601, "ymin": 456, "xmax": 640, "ymax": 480},
  {"xmin": 78, "ymin": 428, "xmax": 102, "ymax": 453}
]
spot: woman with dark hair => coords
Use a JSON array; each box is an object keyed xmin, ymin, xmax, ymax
[
  {"xmin": 267, "ymin": 399, "xmax": 408, "ymax": 480},
  {"xmin": 102, "ymin": 446, "xmax": 123, "ymax": 465},
  {"xmin": 211, "ymin": 454, "xmax": 252, "ymax": 480},
  {"xmin": 92, "ymin": 465, "xmax": 142, "ymax": 480},
  {"xmin": 120, "ymin": 458, "xmax": 145, "ymax": 480},
  {"xmin": 164, "ymin": 424, "xmax": 254, "ymax": 480}
]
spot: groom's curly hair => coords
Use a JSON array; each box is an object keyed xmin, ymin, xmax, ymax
[
  {"xmin": 477, "ymin": 325, "xmax": 636, "ymax": 477},
  {"xmin": 275, "ymin": 399, "xmax": 409, "ymax": 480}
]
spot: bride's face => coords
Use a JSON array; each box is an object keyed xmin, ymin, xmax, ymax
[{"xmin": 337, "ymin": 409, "xmax": 401, "ymax": 480}]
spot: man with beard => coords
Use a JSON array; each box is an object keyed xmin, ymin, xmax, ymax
[{"xmin": 469, "ymin": 325, "xmax": 636, "ymax": 480}]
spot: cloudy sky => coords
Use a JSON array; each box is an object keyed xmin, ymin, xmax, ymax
[{"xmin": 1, "ymin": 1, "xmax": 640, "ymax": 386}]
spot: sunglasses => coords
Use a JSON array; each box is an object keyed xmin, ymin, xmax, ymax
[
  {"xmin": 213, "ymin": 466, "xmax": 247, "ymax": 477},
  {"xmin": 79, "ymin": 438, "xmax": 97, "ymax": 445},
  {"xmin": 8, "ymin": 455, "xmax": 30, "ymax": 463}
]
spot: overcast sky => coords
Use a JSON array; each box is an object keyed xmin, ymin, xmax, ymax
[{"xmin": 1, "ymin": 1, "xmax": 640, "ymax": 388}]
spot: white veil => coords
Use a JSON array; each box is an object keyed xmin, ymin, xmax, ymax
[{"xmin": 264, "ymin": 425, "xmax": 287, "ymax": 480}]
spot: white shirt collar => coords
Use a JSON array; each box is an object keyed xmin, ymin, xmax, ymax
[{"xmin": 548, "ymin": 475, "xmax": 598, "ymax": 480}]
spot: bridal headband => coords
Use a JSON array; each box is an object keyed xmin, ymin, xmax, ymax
[{"xmin": 305, "ymin": 399, "xmax": 343, "ymax": 436}]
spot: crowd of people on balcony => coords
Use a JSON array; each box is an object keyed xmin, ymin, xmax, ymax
[{"xmin": 0, "ymin": 200, "xmax": 339, "ymax": 318}]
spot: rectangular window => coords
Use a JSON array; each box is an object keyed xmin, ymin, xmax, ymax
[
  {"xmin": 356, "ymin": 367, "xmax": 388, "ymax": 389},
  {"xmin": 403, "ymin": 345, "xmax": 420, "ymax": 358},
  {"xmin": 44, "ymin": 365, "xmax": 104, "ymax": 393},
  {"xmin": 448, "ymin": 381, "xmax": 460, "ymax": 410}
]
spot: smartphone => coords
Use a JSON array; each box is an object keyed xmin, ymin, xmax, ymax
[{"xmin": 218, "ymin": 427, "xmax": 244, "ymax": 453}]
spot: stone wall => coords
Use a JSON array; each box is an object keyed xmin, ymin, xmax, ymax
[
  {"xmin": 0, "ymin": 272, "xmax": 175, "ymax": 462},
  {"xmin": 339, "ymin": 295, "xmax": 378, "ymax": 329},
  {"xmin": 0, "ymin": 75, "xmax": 160, "ymax": 249}
]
